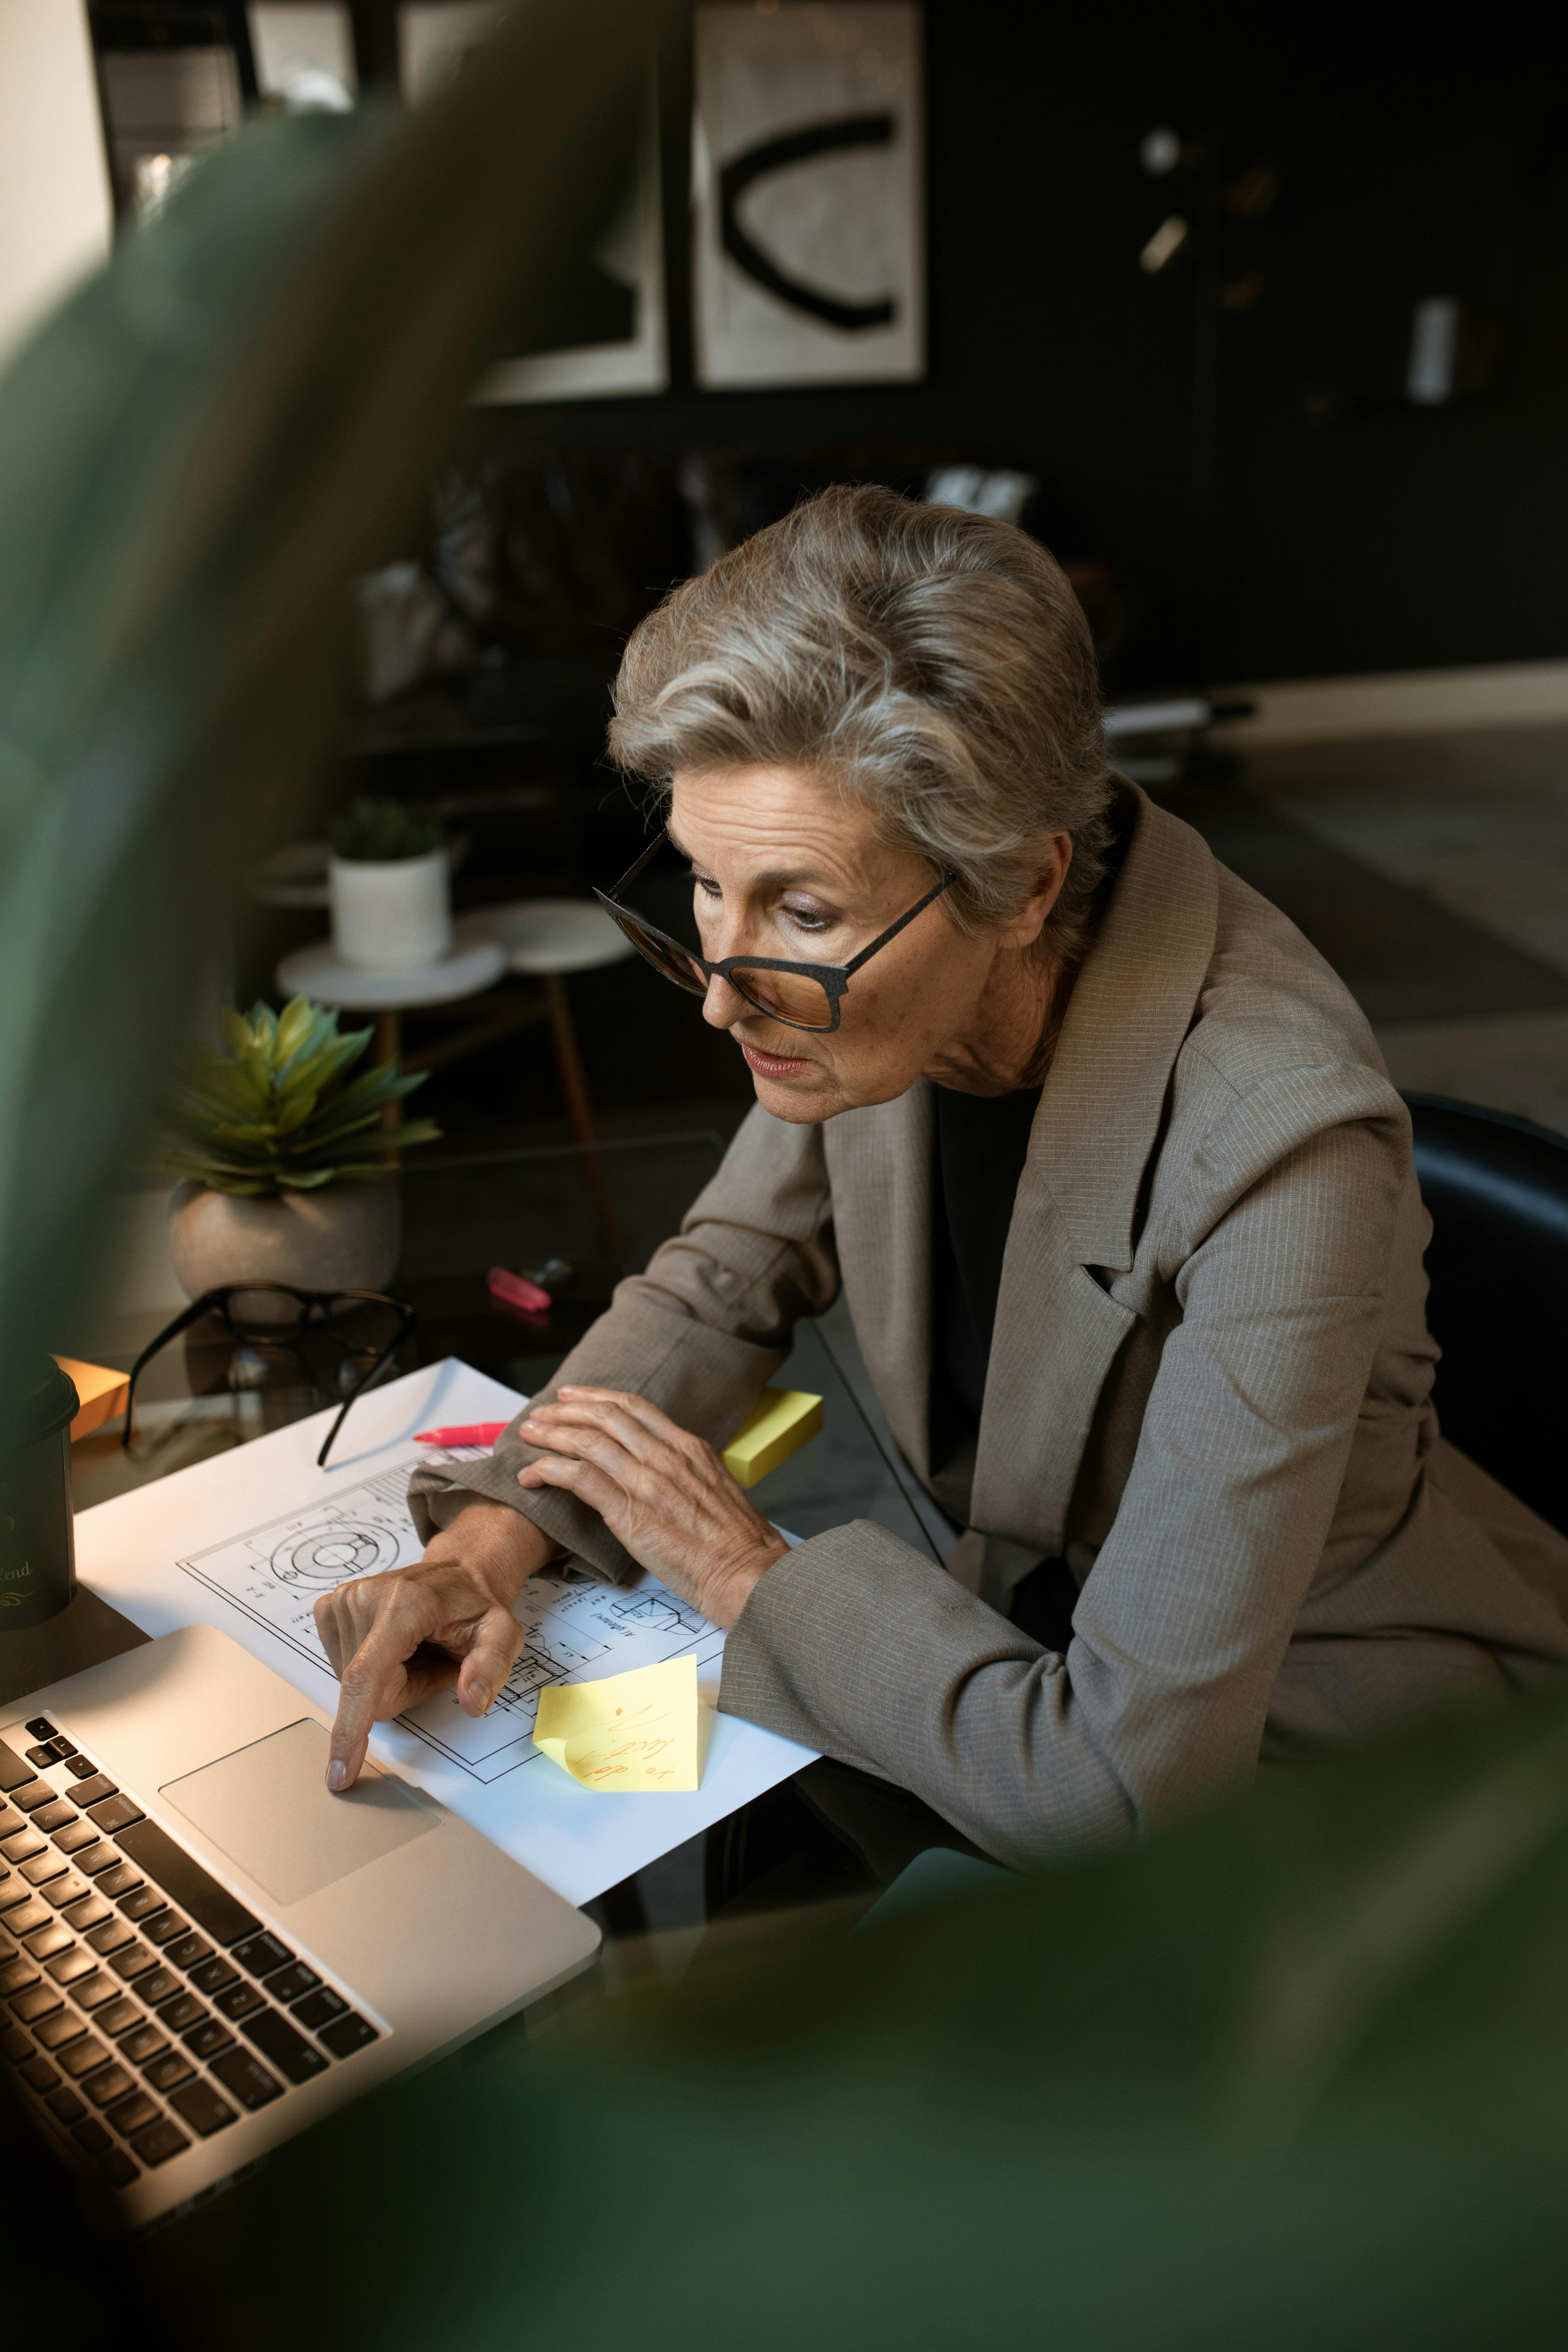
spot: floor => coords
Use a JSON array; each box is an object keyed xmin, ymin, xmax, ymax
[{"xmin": 1195, "ymin": 722, "xmax": 1568, "ymax": 1138}]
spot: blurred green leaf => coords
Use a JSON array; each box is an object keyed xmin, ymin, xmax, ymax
[
  {"xmin": 273, "ymin": 996, "xmax": 317, "ymax": 1063},
  {"xmin": 0, "ymin": 0, "xmax": 655, "ymax": 1412},
  {"xmin": 148, "ymin": 1678, "xmax": 1568, "ymax": 2352}
]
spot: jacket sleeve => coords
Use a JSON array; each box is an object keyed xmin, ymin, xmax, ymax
[
  {"xmin": 718, "ymin": 1077, "xmax": 1408, "ymax": 1866},
  {"xmin": 407, "ymin": 1103, "xmax": 839, "ymax": 1580}
]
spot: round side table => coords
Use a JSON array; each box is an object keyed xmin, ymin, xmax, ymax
[
  {"xmin": 457, "ymin": 898, "xmax": 633, "ymax": 978},
  {"xmin": 275, "ymin": 938, "xmax": 506, "ymax": 1162},
  {"xmin": 276, "ymin": 937, "xmax": 506, "ymax": 1054}
]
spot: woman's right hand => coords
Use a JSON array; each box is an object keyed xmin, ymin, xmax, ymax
[{"xmin": 314, "ymin": 1501, "xmax": 558, "ymax": 1791}]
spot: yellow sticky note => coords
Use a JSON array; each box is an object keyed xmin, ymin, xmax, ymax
[
  {"xmin": 721, "ymin": 1387, "xmax": 823, "ymax": 1489},
  {"xmin": 533, "ymin": 1657, "xmax": 701, "ymax": 1793}
]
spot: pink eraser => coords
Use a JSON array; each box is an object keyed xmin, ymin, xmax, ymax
[{"xmin": 488, "ymin": 1265, "xmax": 552, "ymax": 1315}]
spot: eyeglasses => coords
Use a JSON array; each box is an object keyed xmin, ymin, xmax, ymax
[
  {"xmin": 122, "ymin": 1286, "xmax": 416, "ymax": 1469},
  {"xmin": 594, "ymin": 831, "xmax": 958, "ymax": 1034}
]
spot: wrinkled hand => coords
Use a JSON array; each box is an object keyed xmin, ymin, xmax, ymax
[
  {"xmin": 516, "ymin": 1387, "xmax": 788, "ymax": 1629},
  {"xmin": 314, "ymin": 1501, "xmax": 557, "ymax": 1790}
]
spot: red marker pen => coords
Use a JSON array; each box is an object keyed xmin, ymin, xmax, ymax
[{"xmin": 414, "ymin": 1422, "xmax": 509, "ymax": 1447}]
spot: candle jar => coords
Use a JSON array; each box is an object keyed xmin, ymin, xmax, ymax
[{"xmin": 0, "ymin": 1359, "xmax": 79, "ymax": 1630}]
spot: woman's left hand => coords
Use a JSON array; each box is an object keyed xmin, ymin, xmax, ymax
[{"xmin": 515, "ymin": 1387, "xmax": 789, "ymax": 1629}]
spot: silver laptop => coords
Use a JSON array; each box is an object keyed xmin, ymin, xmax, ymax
[{"xmin": 0, "ymin": 1622, "xmax": 600, "ymax": 2225}]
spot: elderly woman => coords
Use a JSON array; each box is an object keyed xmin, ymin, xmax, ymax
[{"xmin": 317, "ymin": 488, "xmax": 1568, "ymax": 1869}]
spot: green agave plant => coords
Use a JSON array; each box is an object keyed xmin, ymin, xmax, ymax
[{"xmin": 163, "ymin": 996, "xmax": 438, "ymax": 1194}]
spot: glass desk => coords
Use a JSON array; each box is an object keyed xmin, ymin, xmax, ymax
[{"xmin": 7, "ymin": 1133, "xmax": 955, "ymax": 1956}]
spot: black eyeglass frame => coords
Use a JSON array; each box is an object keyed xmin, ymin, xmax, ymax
[
  {"xmin": 122, "ymin": 1284, "xmax": 417, "ymax": 1469},
  {"xmin": 593, "ymin": 831, "xmax": 959, "ymax": 1034}
]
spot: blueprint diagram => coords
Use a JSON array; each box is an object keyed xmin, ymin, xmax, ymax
[{"xmin": 179, "ymin": 1453, "xmax": 725, "ymax": 1785}]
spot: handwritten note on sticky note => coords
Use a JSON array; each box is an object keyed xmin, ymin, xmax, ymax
[{"xmin": 533, "ymin": 1657, "xmax": 701, "ymax": 1793}]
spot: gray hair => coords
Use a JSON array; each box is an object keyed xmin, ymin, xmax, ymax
[{"xmin": 607, "ymin": 484, "xmax": 1114, "ymax": 957}]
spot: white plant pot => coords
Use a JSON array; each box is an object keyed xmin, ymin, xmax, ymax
[
  {"xmin": 167, "ymin": 1180, "xmax": 401, "ymax": 1309},
  {"xmin": 329, "ymin": 847, "xmax": 452, "ymax": 972}
]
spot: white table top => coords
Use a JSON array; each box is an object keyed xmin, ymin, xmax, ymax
[
  {"xmin": 455, "ymin": 898, "xmax": 635, "ymax": 976},
  {"xmin": 275, "ymin": 936, "xmax": 505, "ymax": 1010}
]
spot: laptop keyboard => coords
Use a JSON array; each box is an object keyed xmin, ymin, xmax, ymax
[{"xmin": 0, "ymin": 1719, "xmax": 380, "ymax": 2193}]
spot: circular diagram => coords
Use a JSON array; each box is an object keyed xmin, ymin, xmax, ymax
[{"xmin": 270, "ymin": 1521, "xmax": 399, "ymax": 1589}]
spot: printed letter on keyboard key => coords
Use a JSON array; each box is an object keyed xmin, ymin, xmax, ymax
[
  {"xmin": 170, "ymin": 2078, "xmax": 238, "ymax": 2136},
  {"xmin": 145, "ymin": 2048, "xmax": 196, "ymax": 2093},
  {"xmin": 241, "ymin": 2007, "xmax": 329, "ymax": 2083},
  {"xmin": 84, "ymin": 2062, "xmax": 136, "ymax": 2108},
  {"xmin": 182, "ymin": 2017, "xmax": 235, "ymax": 2062},
  {"xmin": 131, "ymin": 2117, "xmax": 190, "ymax": 2168},
  {"xmin": 106, "ymin": 2089, "xmax": 161, "ymax": 2138},
  {"xmin": 188, "ymin": 1956, "xmax": 238, "ymax": 1996},
  {"xmin": 87, "ymin": 1794, "xmax": 143, "ymax": 1835},
  {"xmin": 231, "ymin": 1930, "xmax": 290, "ymax": 1977},
  {"xmin": 210, "ymin": 2047, "xmax": 283, "ymax": 2110},
  {"xmin": 262, "ymin": 1960, "xmax": 321, "ymax": 2004},
  {"xmin": 291, "ymin": 1987, "xmax": 347, "ymax": 2033},
  {"xmin": 68, "ymin": 1776, "xmax": 118, "ymax": 1808},
  {"xmin": 318, "ymin": 2011, "xmax": 379, "ymax": 2060},
  {"xmin": 155, "ymin": 1991, "xmax": 205, "ymax": 2034}
]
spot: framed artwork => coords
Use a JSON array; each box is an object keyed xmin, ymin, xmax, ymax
[
  {"xmin": 247, "ymin": 4, "xmax": 357, "ymax": 110},
  {"xmin": 692, "ymin": 1, "xmax": 924, "ymax": 390},
  {"xmin": 398, "ymin": 2, "xmax": 668, "ymax": 403},
  {"xmin": 396, "ymin": 1, "xmax": 509, "ymax": 104}
]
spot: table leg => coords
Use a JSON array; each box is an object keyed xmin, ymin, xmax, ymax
[
  {"xmin": 373, "ymin": 1009, "xmax": 403, "ymax": 1165},
  {"xmin": 545, "ymin": 973, "xmax": 620, "ymax": 1256}
]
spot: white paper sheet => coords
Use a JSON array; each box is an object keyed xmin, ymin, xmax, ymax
[{"xmin": 72, "ymin": 1359, "xmax": 816, "ymax": 1907}]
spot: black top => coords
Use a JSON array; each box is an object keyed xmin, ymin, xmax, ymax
[{"xmin": 930, "ymin": 1081, "xmax": 1043, "ymax": 1446}]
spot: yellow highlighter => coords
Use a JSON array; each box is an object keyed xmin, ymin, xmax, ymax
[{"xmin": 721, "ymin": 1386, "xmax": 823, "ymax": 1490}]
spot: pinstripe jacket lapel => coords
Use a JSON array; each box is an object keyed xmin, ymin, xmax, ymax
[
  {"xmin": 824, "ymin": 1080, "xmax": 935, "ymax": 1490},
  {"xmin": 971, "ymin": 790, "xmax": 1220, "ymax": 1551},
  {"xmin": 825, "ymin": 790, "xmax": 1221, "ymax": 1558}
]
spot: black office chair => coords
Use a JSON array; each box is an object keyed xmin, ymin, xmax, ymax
[{"xmin": 1404, "ymin": 1095, "xmax": 1568, "ymax": 1535}]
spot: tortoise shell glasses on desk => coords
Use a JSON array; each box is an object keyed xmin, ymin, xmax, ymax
[
  {"xmin": 594, "ymin": 831, "xmax": 958, "ymax": 1034},
  {"xmin": 122, "ymin": 1287, "xmax": 415, "ymax": 1470}
]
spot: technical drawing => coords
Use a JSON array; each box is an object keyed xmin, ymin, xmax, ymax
[
  {"xmin": 179, "ymin": 1452, "xmax": 725, "ymax": 1786},
  {"xmin": 271, "ymin": 1522, "xmax": 400, "ymax": 1587}
]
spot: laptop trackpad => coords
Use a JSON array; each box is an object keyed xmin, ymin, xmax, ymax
[{"xmin": 162, "ymin": 1719, "xmax": 436, "ymax": 1907}]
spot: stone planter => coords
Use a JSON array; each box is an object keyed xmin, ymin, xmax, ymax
[
  {"xmin": 329, "ymin": 846, "xmax": 451, "ymax": 972},
  {"xmin": 167, "ymin": 1180, "xmax": 401, "ymax": 1309}
]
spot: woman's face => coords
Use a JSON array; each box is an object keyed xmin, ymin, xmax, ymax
[{"xmin": 667, "ymin": 765, "xmax": 1068, "ymax": 1123}]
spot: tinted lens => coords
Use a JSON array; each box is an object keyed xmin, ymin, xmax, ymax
[
  {"xmin": 611, "ymin": 911, "xmax": 707, "ymax": 995},
  {"xmin": 728, "ymin": 966, "xmax": 837, "ymax": 1030},
  {"xmin": 223, "ymin": 1287, "xmax": 307, "ymax": 1338},
  {"xmin": 323, "ymin": 1297, "xmax": 406, "ymax": 1358}
]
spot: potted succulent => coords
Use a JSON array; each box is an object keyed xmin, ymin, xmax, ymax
[
  {"xmin": 329, "ymin": 796, "xmax": 452, "ymax": 972},
  {"xmin": 161, "ymin": 998, "xmax": 439, "ymax": 1300}
]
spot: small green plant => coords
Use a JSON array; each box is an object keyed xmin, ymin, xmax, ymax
[
  {"xmin": 162, "ymin": 998, "xmax": 439, "ymax": 1195},
  {"xmin": 330, "ymin": 797, "xmax": 445, "ymax": 863}
]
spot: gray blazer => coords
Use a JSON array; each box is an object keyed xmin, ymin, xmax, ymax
[{"xmin": 411, "ymin": 785, "xmax": 1568, "ymax": 1867}]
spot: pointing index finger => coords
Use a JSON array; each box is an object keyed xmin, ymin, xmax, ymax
[{"xmin": 325, "ymin": 1593, "xmax": 428, "ymax": 1790}]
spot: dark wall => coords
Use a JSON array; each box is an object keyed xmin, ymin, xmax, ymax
[{"xmin": 442, "ymin": 0, "xmax": 1568, "ymax": 693}]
